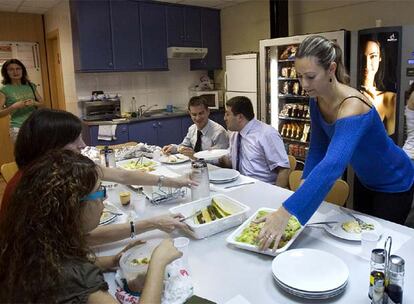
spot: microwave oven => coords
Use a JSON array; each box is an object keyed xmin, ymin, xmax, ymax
[{"xmin": 190, "ymin": 90, "xmax": 220, "ymax": 109}]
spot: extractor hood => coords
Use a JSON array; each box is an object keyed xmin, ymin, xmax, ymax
[{"xmin": 167, "ymin": 47, "xmax": 208, "ymax": 59}]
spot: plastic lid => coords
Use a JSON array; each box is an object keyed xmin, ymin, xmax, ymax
[
  {"xmin": 389, "ymin": 255, "xmax": 405, "ymax": 272},
  {"xmin": 371, "ymin": 248, "xmax": 386, "ymax": 263}
]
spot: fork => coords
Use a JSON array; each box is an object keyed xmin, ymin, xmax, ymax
[{"xmin": 340, "ymin": 206, "xmax": 367, "ymax": 226}]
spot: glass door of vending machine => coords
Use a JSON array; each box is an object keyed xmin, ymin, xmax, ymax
[{"xmin": 259, "ymin": 30, "xmax": 349, "ymax": 163}]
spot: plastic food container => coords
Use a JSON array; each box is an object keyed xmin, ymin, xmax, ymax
[
  {"xmin": 226, "ymin": 207, "xmax": 304, "ymax": 256},
  {"xmin": 169, "ymin": 194, "xmax": 250, "ymax": 239},
  {"xmin": 119, "ymin": 239, "xmax": 162, "ymax": 280}
]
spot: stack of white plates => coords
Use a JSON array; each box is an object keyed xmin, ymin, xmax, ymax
[
  {"xmin": 209, "ymin": 168, "xmax": 240, "ymax": 184},
  {"xmin": 272, "ymin": 249, "xmax": 349, "ymax": 299}
]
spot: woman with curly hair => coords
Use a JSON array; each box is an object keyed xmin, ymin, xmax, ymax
[
  {"xmin": 1, "ymin": 108, "xmax": 194, "ymax": 245},
  {"xmin": 0, "ymin": 150, "xmax": 182, "ymax": 303}
]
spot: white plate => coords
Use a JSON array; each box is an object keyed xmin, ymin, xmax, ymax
[
  {"xmin": 323, "ymin": 214, "xmax": 383, "ymax": 241},
  {"xmin": 159, "ymin": 153, "xmax": 190, "ymax": 164},
  {"xmin": 226, "ymin": 208, "xmax": 304, "ymax": 256},
  {"xmin": 99, "ymin": 210, "xmax": 117, "ymax": 225},
  {"xmin": 193, "ymin": 149, "xmax": 228, "ymax": 160},
  {"xmin": 272, "ymin": 248, "xmax": 349, "ymax": 293},
  {"xmin": 210, "ymin": 176, "xmax": 239, "ymax": 184},
  {"xmin": 209, "ymin": 168, "xmax": 240, "ymax": 183}
]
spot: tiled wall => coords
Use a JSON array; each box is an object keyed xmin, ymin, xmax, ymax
[{"xmin": 75, "ymin": 60, "xmax": 206, "ymax": 113}]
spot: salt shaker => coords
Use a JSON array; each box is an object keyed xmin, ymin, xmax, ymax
[
  {"xmin": 190, "ymin": 159, "xmax": 210, "ymax": 201},
  {"xmin": 384, "ymin": 255, "xmax": 405, "ymax": 304},
  {"xmin": 368, "ymin": 249, "xmax": 386, "ymax": 301}
]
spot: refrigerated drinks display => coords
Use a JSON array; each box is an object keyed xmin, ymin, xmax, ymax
[{"xmin": 259, "ymin": 30, "xmax": 349, "ymax": 162}]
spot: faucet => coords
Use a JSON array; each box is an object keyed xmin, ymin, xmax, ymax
[{"xmin": 140, "ymin": 104, "xmax": 158, "ymax": 117}]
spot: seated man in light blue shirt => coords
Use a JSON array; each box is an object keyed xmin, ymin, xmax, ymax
[
  {"xmin": 162, "ymin": 96, "xmax": 229, "ymax": 158},
  {"xmin": 220, "ymin": 96, "xmax": 290, "ymax": 187}
]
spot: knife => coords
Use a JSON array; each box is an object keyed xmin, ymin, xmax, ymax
[
  {"xmin": 179, "ymin": 211, "xmax": 202, "ymax": 222},
  {"xmin": 224, "ymin": 181, "xmax": 255, "ymax": 189}
]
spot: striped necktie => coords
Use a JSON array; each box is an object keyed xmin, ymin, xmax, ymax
[{"xmin": 236, "ymin": 133, "xmax": 242, "ymax": 171}]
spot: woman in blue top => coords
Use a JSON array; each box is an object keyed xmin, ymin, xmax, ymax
[{"xmin": 258, "ymin": 35, "xmax": 414, "ymax": 251}]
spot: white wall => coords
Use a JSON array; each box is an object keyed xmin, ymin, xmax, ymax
[{"xmin": 75, "ymin": 60, "xmax": 205, "ymax": 112}]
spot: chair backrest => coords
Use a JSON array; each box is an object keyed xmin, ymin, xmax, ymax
[
  {"xmin": 288, "ymin": 170, "xmax": 303, "ymax": 191},
  {"xmin": 325, "ymin": 179, "xmax": 350, "ymax": 206},
  {"xmin": 288, "ymin": 171, "xmax": 349, "ymax": 206},
  {"xmin": 1, "ymin": 161, "xmax": 18, "ymax": 183},
  {"xmin": 288, "ymin": 155, "xmax": 297, "ymax": 172}
]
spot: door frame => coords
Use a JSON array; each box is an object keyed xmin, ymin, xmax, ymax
[{"xmin": 46, "ymin": 29, "xmax": 65, "ymax": 110}]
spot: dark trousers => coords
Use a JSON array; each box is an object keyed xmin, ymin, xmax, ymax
[{"xmin": 353, "ymin": 176, "xmax": 414, "ymax": 225}]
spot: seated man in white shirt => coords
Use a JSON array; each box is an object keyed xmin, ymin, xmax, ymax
[
  {"xmin": 162, "ymin": 96, "xmax": 229, "ymax": 158},
  {"xmin": 219, "ymin": 96, "xmax": 290, "ymax": 187}
]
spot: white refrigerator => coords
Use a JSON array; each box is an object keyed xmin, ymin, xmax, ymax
[
  {"xmin": 0, "ymin": 41, "xmax": 44, "ymax": 98},
  {"xmin": 224, "ymin": 53, "xmax": 258, "ymax": 118}
]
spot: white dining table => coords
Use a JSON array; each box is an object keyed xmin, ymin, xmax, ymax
[{"xmin": 94, "ymin": 160, "xmax": 414, "ymax": 304}]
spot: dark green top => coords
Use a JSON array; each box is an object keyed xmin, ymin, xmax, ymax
[
  {"xmin": 57, "ymin": 258, "xmax": 108, "ymax": 304},
  {"xmin": 0, "ymin": 82, "xmax": 37, "ymax": 128}
]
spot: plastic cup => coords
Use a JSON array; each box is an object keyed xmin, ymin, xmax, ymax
[
  {"xmin": 173, "ymin": 237, "xmax": 190, "ymax": 265},
  {"xmin": 119, "ymin": 191, "xmax": 131, "ymax": 205},
  {"xmin": 361, "ymin": 231, "xmax": 380, "ymax": 259}
]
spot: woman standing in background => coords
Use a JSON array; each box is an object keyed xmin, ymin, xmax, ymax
[{"xmin": 0, "ymin": 59, "xmax": 43, "ymax": 142}]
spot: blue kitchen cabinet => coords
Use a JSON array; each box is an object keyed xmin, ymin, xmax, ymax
[
  {"xmin": 166, "ymin": 5, "xmax": 201, "ymax": 47},
  {"xmin": 128, "ymin": 120, "xmax": 158, "ymax": 145},
  {"xmin": 181, "ymin": 116, "xmax": 193, "ymax": 139},
  {"xmin": 210, "ymin": 111, "xmax": 226, "ymax": 129},
  {"xmin": 111, "ymin": 0, "xmax": 142, "ymax": 71},
  {"xmin": 140, "ymin": 2, "xmax": 168, "ymax": 70},
  {"xmin": 84, "ymin": 124, "xmax": 129, "ymax": 146},
  {"xmin": 128, "ymin": 117, "xmax": 182, "ymax": 146},
  {"xmin": 70, "ymin": 0, "xmax": 114, "ymax": 71},
  {"xmin": 191, "ymin": 9, "xmax": 222, "ymax": 70}
]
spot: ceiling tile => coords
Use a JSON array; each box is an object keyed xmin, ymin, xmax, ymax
[
  {"xmin": 21, "ymin": 0, "xmax": 60, "ymax": 8},
  {"xmin": 18, "ymin": 5, "xmax": 48, "ymax": 13},
  {"xmin": 179, "ymin": 0, "xmax": 223, "ymax": 8}
]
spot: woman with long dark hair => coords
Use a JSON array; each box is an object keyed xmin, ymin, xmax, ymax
[
  {"xmin": 0, "ymin": 59, "xmax": 44, "ymax": 141},
  {"xmin": 0, "ymin": 150, "xmax": 182, "ymax": 303},
  {"xmin": 1, "ymin": 108, "xmax": 194, "ymax": 245},
  {"xmin": 257, "ymin": 35, "xmax": 413, "ymax": 251}
]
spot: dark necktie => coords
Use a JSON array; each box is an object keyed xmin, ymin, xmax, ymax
[
  {"xmin": 194, "ymin": 130, "xmax": 202, "ymax": 152},
  {"xmin": 236, "ymin": 133, "xmax": 242, "ymax": 171}
]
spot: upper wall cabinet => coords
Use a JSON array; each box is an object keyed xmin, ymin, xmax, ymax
[
  {"xmin": 166, "ymin": 5, "xmax": 201, "ymax": 47},
  {"xmin": 111, "ymin": 0, "xmax": 142, "ymax": 71},
  {"xmin": 140, "ymin": 2, "xmax": 168, "ymax": 70},
  {"xmin": 70, "ymin": 0, "xmax": 113, "ymax": 71},
  {"xmin": 191, "ymin": 9, "xmax": 222, "ymax": 70}
]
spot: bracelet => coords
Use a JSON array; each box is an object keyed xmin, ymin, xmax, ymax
[
  {"xmin": 130, "ymin": 220, "xmax": 135, "ymax": 239},
  {"xmin": 158, "ymin": 175, "xmax": 165, "ymax": 188}
]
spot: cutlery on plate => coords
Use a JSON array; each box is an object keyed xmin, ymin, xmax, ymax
[
  {"xmin": 179, "ymin": 211, "xmax": 202, "ymax": 222},
  {"xmin": 306, "ymin": 221, "xmax": 339, "ymax": 226},
  {"xmin": 224, "ymin": 181, "xmax": 255, "ymax": 189},
  {"xmin": 104, "ymin": 209, "xmax": 123, "ymax": 216},
  {"xmin": 339, "ymin": 206, "xmax": 368, "ymax": 226}
]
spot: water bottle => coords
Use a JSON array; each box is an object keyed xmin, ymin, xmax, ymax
[
  {"xmin": 100, "ymin": 146, "xmax": 115, "ymax": 168},
  {"xmin": 130, "ymin": 97, "xmax": 137, "ymax": 114},
  {"xmin": 190, "ymin": 159, "xmax": 210, "ymax": 201}
]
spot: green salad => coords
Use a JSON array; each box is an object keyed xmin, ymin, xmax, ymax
[{"xmin": 235, "ymin": 210, "xmax": 301, "ymax": 249}]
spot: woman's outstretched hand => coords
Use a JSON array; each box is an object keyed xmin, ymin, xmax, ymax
[{"xmin": 255, "ymin": 207, "xmax": 291, "ymax": 252}]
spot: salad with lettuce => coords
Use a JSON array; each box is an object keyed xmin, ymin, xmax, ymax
[{"xmin": 235, "ymin": 210, "xmax": 301, "ymax": 249}]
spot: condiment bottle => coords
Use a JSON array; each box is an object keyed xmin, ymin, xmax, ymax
[
  {"xmin": 369, "ymin": 248, "xmax": 386, "ymax": 301},
  {"xmin": 190, "ymin": 159, "xmax": 210, "ymax": 201},
  {"xmin": 100, "ymin": 146, "xmax": 115, "ymax": 168},
  {"xmin": 384, "ymin": 255, "xmax": 405, "ymax": 304}
]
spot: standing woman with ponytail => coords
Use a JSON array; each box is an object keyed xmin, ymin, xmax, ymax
[
  {"xmin": 257, "ymin": 35, "xmax": 414, "ymax": 251},
  {"xmin": 0, "ymin": 59, "xmax": 44, "ymax": 142}
]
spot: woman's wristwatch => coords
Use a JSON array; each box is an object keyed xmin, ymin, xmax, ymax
[{"xmin": 158, "ymin": 175, "xmax": 165, "ymax": 188}]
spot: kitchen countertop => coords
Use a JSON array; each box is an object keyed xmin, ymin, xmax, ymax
[{"xmin": 82, "ymin": 108, "xmax": 224, "ymax": 126}]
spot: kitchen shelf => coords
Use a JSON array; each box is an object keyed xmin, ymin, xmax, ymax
[
  {"xmin": 278, "ymin": 59, "xmax": 295, "ymax": 62},
  {"xmin": 279, "ymin": 94, "xmax": 309, "ymax": 99},
  {"xmin": 282, "ymin": 137, "xmax": 309, "ymax": 145},
  {"xmin": 279, "ymin": 116, "xmax": 310, "ymax": 122},
  {"xmin": 278, "ymin": 77, "xmax": 299, "ymax": 81}
]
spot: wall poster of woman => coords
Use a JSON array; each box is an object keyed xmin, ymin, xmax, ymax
[{"xmin": 357, "ymin": 28, "xmax": 402, "ymax": 137}]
